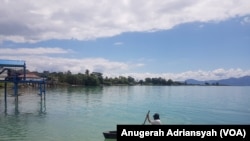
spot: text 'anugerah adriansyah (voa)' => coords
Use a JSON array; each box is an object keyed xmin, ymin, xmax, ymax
[{"xmin": 121, "ymin": 128, "xmax": 217, "ymax": 138}]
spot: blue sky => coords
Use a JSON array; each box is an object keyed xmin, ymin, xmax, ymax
[{"xmin": 0, "ymin": 0, "xmax": 250, "ymax": 81}]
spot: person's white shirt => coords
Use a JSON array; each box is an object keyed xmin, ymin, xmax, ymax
[{"xmin": 150, "ymin": 119, "xmax": 161, "ymax": 125}]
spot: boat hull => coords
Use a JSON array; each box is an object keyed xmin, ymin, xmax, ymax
[{"xmin": 103, "ymin": 131, "xmax": 117, "ymax": 139}]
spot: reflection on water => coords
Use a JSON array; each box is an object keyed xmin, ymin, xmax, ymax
[
  {"xmin": 0, "ymin": 87, "xmax": 47, "ymax": 141},
  {"xmin": 2, "ymin": 90, "xmax": 46, "ymax": 116},
  {"xmin": 1, "ymin": 86, "xmax": 250, "ymax": 141},
  {"xmin": 67, "ymin": 86, "xmax": 104, "ymax": 94},
  {"xmin": 39, "ymin": 99, "xmax": 46, "ymax": 115}
]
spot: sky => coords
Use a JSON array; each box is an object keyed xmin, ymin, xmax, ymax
[{"xmin": 0, "ymin": 0, "xmax": 250, "ymax": 81}]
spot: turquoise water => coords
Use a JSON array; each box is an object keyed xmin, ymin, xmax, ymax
[{"xmin": 0, "ymin": 86, "xmax": 250, "ymax": 141}]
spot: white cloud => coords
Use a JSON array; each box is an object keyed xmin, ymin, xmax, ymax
[
  {"xmin": 199, "ymin": 24, "xmax": 204, "ymax": 28},
  {"xmin": 1, "ymin": 47, "xmax": 250, "ymax": 81},
  {"xmin": 241, "ymin": 16, "xmax": 250, "ymax": 25},
  {"xmin": 0, "ymin": 55, "xmax": 129, "ymax": 73},
  {"xmin": 107, "ymin": 68, "xmax": 250, "ymax": 81},
  {"xmin": 1, "ymin": 0, "xmax": 250, "ymax": 43},
  {"xmin": 114, "ymin": 42, "xmax": 123, "ymax": 46},
  {"xmin": 0, "ymin": 47, "xmax": 72, "ymax": 55},
  {"xmin": 0, "ymin": 47, "xmax": 137, "ymax": 73},
  {"xmin": 1, "ymin": 50, "xmax": 249, "ymax": 81},
  {"xmin": 0, "ymin": 46, "xmax": 131, "ymax": 74},
  {"xmin": 135, "ymin": 63, "xmax": 145, "ymax": 67}
]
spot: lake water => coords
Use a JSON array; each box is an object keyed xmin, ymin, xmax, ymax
[{"xmin": 0, "ymin": 86, "xmax": 250, "ymax": 141}]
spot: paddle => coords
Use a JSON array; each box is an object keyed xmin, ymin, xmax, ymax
[{"xmin": 142, "ymin": 110, "xmax": 150, "ymax": 125}]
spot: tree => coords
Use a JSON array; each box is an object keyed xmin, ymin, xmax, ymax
[
  {"xmin": 91, "ymin": 72, "xmax": 103, "ymax": 84},
  {"xmin": 85, "ymin": 69, "xmax": 89, "ymax": 76},
  {"xmin": 205, "ymin": 82, "xmax": 210, "ymax": 85},
  {"xmin": 167, "ymin": 79, "xmax": 173, "ymax": 85},
  {"xmin": 128, "ymin": 76, "xmax": 135, "ymax": 85},
  {"xmin": 145, "ymin": 78, "xmax": 152, "ymax": 84},
  {"xmin": 86, "ymin": 74, "xmax": 100, "ymax": 86},
  {"xmin": 66, "ymin": 70, "xmax": 72, "ymax": 75}
]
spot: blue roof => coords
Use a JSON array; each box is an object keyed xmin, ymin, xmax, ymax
[{"xmin": 0, "ymin": 59, "xmax": 25, "ymax": 67}]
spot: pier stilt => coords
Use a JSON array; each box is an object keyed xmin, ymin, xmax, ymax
[
  {"xmin": 4, "ymin": 82, "xmax": 7, "ymax": 103},
  {"xmin": 14, "ymin": 82, "xmax": 18, "ymax": 100}
]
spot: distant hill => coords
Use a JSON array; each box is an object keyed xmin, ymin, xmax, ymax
[{"xmin": 185, "ymin": 76, "xmax": 250, "ymax": 86}]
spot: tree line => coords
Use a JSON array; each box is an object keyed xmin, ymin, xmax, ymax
[
  {"xmin": 39, "ymin": 70, "xmax": 186, "ymax": 86},
  {"xmin": 0, "ymin": 69, "xmax": 222, "ymax": 88}
]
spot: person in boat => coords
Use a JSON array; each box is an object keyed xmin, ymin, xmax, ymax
[{"xmin": 147, "ymin": 113, "xmax": 161, "ymax": 125}]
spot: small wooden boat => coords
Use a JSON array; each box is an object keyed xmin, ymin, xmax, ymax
[{"xmin": 103, "ymin": 131, "xmax": 117, "ymax": 139}]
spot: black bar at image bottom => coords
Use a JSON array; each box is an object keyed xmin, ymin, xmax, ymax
[{"xmin": 117, "ymin": 125, "xmax": 250, "ymax": 141}]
